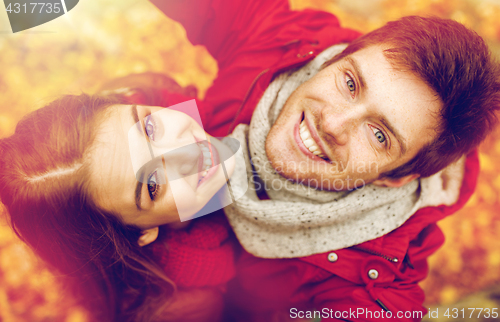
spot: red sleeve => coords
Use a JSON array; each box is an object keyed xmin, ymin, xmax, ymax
[
  {"xmin": 149, "ymin": 0, "xmax": 291, "ymax": 64},
  {"xmin": 149, "ymin": 0, "xmax": 361, "ymax": 136},
  {"xmin": 148, "ymin": 212, "xmax": 236, "ymax": 288}
]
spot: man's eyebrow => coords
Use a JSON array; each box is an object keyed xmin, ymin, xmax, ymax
[
  {"xmin": 346, "ymin": 56, "xmax": 366, "ymax": 89},
  {"xmin": 379, "ymin": 116, "xmax": 407, "ymax": 156}
]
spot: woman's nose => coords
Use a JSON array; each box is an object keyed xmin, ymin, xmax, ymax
[
  {"xmin": 320, "ymin": 106, "xmax": 358, "ymax": 146},
  {"xmin": 165, "ymin": 142, "xmax": 201, "ymax": 174},
  {"xmin": 155, "ymin": 110, "xmax": 193, "ymax": 147},
  {"xmin": 149, "ymin": 112, "xmax": 201, "ymax": 176}
]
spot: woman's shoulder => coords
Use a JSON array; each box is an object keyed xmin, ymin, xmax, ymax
[{"xmin": 148, "ymin": 210, "xmax": 237, "ymax": 288}]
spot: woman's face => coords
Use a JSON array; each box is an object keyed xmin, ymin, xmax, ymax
[{"xmin": 88, "ymin": 104, "xmax": 236, "ymax": 230}]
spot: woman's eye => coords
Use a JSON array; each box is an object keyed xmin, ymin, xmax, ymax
[
  {"xmin": 145, "ymin": 115, "xmax": 156, "ymax": 141},
  {"xmin": 147, "ymin": 170, "xmax": 159, "ymax": 200},
  {"xmin": 371, "ymin": 127, "xmax": 386, "ymax": 144},
  {"xmin": 346, "ymin": 75, "xmax": 356, "ymax": 93}
]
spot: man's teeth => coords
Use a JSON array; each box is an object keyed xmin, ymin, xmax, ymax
[
  {"xmin": 299, "ymin": 120, "xmax": 327, "ymax": 159},
  {"xmin": 199, "ymin": 144, "xmax": 213, "ymax": 179}
]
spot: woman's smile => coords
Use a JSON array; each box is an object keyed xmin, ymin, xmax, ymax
[{"xmin": 195, "ymin": 138, "xmax": 220, "ymax": 187}]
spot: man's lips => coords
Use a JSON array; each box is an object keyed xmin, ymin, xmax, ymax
[
  {"xmin": 294, "ymin": 114, "xmax": 330, "ymax": 163},
  {"xmin": 304, "ymin": 115, "xmax": 330, "ymax": 159}
]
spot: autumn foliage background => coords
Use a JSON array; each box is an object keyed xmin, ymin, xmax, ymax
[{"xmin": 1, "ymin": 0, "xmax": 500, "ymax": 321}]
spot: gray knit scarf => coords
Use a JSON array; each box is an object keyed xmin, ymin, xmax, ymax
[{"xmin": 223, "ymin": 44, "xmax": 465, "ymax": 258}]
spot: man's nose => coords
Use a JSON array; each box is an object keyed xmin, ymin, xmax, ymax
[{"xmin": 320, "ymin": 106, "xmax": 359, "ymax": 146}]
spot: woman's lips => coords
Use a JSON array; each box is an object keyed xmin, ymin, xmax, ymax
[{"xmin": 294, "ymin": 114, "xmax": 330, "ymax": 163}]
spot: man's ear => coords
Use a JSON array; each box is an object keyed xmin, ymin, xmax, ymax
[
  {"xmin": 138, "ymin": 227, "xmax": 159, "ymax": 247},
  {"xmin": 372, "ymin": 174, "xmax": 420, "ymax": 188}
]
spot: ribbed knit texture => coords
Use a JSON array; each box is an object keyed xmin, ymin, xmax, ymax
[{"xmin": 149, "ymin": 212, "xmax": 236, "ymax": 288}]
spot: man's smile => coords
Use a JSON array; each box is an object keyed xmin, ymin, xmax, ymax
[{"xmin": 294, "ymin": 113, "xmax": 330, "ymax": 162}]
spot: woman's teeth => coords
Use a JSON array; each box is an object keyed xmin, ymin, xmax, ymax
[
  {"xmin": 199, "ymin": 143, "xmax": 213, "ymax": 180},
  {"xmin": 299, "ymin": 120, "xmax": 327, "ymax": 159}
]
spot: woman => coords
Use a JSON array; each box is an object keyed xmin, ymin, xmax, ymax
[{"xmin": 0, "ymin": 75, "xmax": 238, "ymax": 322}]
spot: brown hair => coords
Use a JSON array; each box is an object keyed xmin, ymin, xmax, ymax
[
  {"xmin": 0, "ymin": 94, "xmax": 175, "ymax": 321},
  {"xmin": 323, "ymin": 16, "xmax": 500, "ymax": 178}
]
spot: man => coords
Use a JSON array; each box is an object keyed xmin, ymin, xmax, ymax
[{"xmin": 149, "ymin": 0, "xmax": 499, "ymax": 320}]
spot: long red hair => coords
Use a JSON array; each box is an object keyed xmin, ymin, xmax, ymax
[{"xmin": 0, "ymin": 93, "xmax": 176, "ymax": 321}]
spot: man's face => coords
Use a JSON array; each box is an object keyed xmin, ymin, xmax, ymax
[{"xmin": 265, "ymin": 45, "xmax": 442, "ymax": 191}]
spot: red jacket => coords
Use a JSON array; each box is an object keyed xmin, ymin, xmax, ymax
[{"xmin": 149, "ymin": 1, "xmax": 479, "ymax": 321}]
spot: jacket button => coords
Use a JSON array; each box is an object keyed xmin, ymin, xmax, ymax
[
  {"xmin": 327, "ymin": 252, "xmax": 338, "ymax": 262},
  {"xmin": 368, "ymin": 269, "xmax": 379, "ymax": 280}
]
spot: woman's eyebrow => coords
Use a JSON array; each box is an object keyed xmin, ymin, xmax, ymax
[
  {"xmin": 131, "ymin": 104, "xmax": 144, "ymax": 210},
  {"xmin": 131, "ymin": 104, "xmax": 141, "ymax": 132},
  {"xmin": 132, "ymin": 104, "xmax": 155, "ymax": 158},
  {"xmin": 135, "ymin": 168, "xmax": 144, "ymax": 210}
]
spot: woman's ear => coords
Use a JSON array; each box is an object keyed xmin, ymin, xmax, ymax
[
  {"xmin": 138, "ymin": 227, "xmax": 159, "ymax": 247},
  {"xmin": 372, "ymin": 174, "xmax": 420, "ymax": 188}
]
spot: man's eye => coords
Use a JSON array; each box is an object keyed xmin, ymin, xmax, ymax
[
  {"xmin": 371, "ymin": 127, "xmax": 386, "ymax": 144},
  {"xmin": 346, "ymin": 75, "xmax": 356, "ymax": 93},
  {"xmin": 145, "ymin": 115, "xmax": 156, "ymax": 141},
  {"xmin": 147, "ymin": 170, "xmax": 160, "ymax": 200}
]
